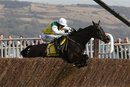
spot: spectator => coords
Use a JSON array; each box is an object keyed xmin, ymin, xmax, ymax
[
  {"xmin": 0, "ymin": 34, "xmax": 4, "ymax": 40},
  {"xmin": 7, "ymin": 35, "xmax": 13, "ymax": 46},
  {"xmin": 122, "ymin": 37, "xmax": 129, "ymax": 58},
  {"xmin": 0, "ymin": 34, "xmax": 4, "ymax": 45},
  {"xmin": 123, "ymin": 37, "xmax": 129, "ymax": 43},
  {"xmin": 0, "ymin": 34, "xmax": 5, "ymax": 57},
  {"xmin": 17, "ymin": 35, "xmax": 23, "ymax": 47},
  {"xmin": 114, "ymin": 38, "xmax": 122, "ymax": 58}
]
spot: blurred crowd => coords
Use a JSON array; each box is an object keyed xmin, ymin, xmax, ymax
[
  {"xmin": 0, "ymin": 34, "xmax": 44, "ymax": 47},
  {"xmin": 115, "ymin": 37, "xmax": 129, "ymax": 44},
  {"xmin": 114, "ymin": 37, "xmax": 129, "ymax": 59},
  {"xmin": 0, "ymin": 34, "xmax": 44, "ymax": 57}
]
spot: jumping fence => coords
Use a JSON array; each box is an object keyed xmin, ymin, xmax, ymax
[{"xmin": 0, "ymin": 34, "xmax": 130, "ymax": 59}]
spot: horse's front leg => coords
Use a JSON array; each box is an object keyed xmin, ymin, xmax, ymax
[
  {"xmin": 83, "ymin": 54, "xmax": 89, "ymax": 61},
  {"xmin": 74, "ymin": 54, "xmax": 89, "ymax": 68}
]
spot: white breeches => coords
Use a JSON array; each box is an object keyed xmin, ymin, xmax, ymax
[{"xmin": 40, "ymin": 33, "xmax": 61, "ymax": 42}]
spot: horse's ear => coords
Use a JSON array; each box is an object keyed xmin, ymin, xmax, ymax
[
  {"xmin": 98, "ymin": 20, "xmax": 100, "ymax": 25},
  {"xmin": 92, "ymin": 21, "xmax": 95, "ymax": 25}
]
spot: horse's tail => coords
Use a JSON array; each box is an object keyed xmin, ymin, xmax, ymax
[{"xmin": 21, "ymin": 45, "xmax": 33, "ymax": 57}]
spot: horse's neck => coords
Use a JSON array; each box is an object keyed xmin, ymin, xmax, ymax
[
  {"xmin": 69, "ymin": 28, "xmax": 92, "ymax": 47},
  {"xmin": 76, "ymin": 34, "xmax": 92, "ymax": 46}
]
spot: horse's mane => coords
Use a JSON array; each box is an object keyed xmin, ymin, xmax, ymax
[
  {"xmin": 69, "ymin": 25, "xmax": 93, "ymax": 36},
  {"xmin": 77, "ymin": 25, "xmax": 93, "ymax": 32}
]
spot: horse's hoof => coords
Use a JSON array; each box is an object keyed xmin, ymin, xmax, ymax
[{"xmin": 75, "ymin": 63, "xmax": 87, "ymax": 68}]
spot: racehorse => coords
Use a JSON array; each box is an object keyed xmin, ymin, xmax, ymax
[{"xmin": 21, "ymin": 21, "xmax": 110, "ymax": 67}]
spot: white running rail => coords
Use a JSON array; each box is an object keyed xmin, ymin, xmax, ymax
[
  {"xmin": 99, "ymin": 33, "xmax": 114, "ymax": 54},
  {"xmin": 1, "ymin": 34, "xmax": 130, "ymax": 59}
]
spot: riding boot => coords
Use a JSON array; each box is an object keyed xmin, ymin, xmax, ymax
[{"xmin": 54, "ymin": 38, "xmax": 60, "ymax": 54}]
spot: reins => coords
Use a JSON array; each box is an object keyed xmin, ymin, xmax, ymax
[
  {"xmin": 67, "ymin": 36, "xmax": 80, "ymax": 46},
  {"xmin": 60, "ymin": 36, "xmax": 82, "ymax": 53},
  {"xmin": 66, "ymin": 36, "xmax": 83, "ymax": 51}
]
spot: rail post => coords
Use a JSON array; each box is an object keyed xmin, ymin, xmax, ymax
[{"xmin": 93, "ymin": 39, "xmax": 99, "ymax": 58}]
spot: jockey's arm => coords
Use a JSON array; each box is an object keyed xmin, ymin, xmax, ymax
[{"xmin": 52, "ymin": 25, "xmax": 68, "ymax": 35}]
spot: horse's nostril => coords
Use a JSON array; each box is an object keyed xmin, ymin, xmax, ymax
[{"xmin": 106, "ymin": 38, "xmax": 110, "ymax": 43}]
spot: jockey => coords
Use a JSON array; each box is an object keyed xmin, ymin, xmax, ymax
[
  {"xmin": 41, "ymin": 18, "xmax": 71, "ymax": 42},
  {"xmin": 40, "ymin": 18, "xmax": 72, "ymax": 53}
]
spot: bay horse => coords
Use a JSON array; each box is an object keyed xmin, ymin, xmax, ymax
[{"xmin": 21, "ymin": 21, "xmax": 110, "ymax": 67}]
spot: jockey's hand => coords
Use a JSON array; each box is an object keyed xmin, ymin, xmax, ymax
[
  {"xmin": 63, "ymin": 27, "xmax": 72, "ymax": 33},
  {"xmin": 65, "ymin": 30, "xmax": 69, "ymax": 33}
]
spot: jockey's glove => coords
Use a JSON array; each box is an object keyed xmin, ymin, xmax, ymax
[{"xmin": 65, "ymin": 30, "xmax": 69, "ymax": 33}]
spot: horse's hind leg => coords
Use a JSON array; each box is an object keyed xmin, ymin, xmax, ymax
[
  {"xmin": 21, "ymin": 45, "xmax": 33, "ymax": 57},
  {"xmin": 83, "ymin": 54, "xmax": 89, "ymax": 61}
]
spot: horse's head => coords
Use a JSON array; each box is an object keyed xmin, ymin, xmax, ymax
[{"xmin": 92, "ymin": 20, "xmax": 110, "ymax": 43}]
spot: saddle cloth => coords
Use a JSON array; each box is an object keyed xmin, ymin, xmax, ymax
[{"xmin": 46, "ymin": 38, "xmax": 66, "ymax": 56}]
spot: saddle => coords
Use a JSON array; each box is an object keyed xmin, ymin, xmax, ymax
[{"xmin": 46, "ymin": 37, "xmax": 67, "ymax": 56}]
